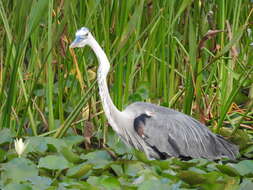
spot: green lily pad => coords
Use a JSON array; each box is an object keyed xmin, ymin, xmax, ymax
[
  {"xmin": 241, "ymin": 145, "xmax": 253, "ymax": 158},
  {"xmin": 58, "ymin": 179, "xmax": 98, "ymax": 190},
  {"xmin": 60, "ymin": 146, "xmax": 81, "ymax": 163},
  {"xmin": 106, "ymin": 133, "xmax": 129, "ymax": 155},
  {"xmin": 137, "ymin": 179, "xmax": 171, "ymax": 190},
  {"xmin": 80, "ymin": 150, "xmax": 112, "ymax": 169},
  {"xmin": 110, "ymin": 164, "xmax": 124, "ymax": 176},
  {"xmin": 124, "ymin": 161, "xmax": 145, "ymax": 177},
  {"xmin": 38, "ymin": 155, "xmax": 69, "ymax": 170},
  {"xmin": 216, "ymin": 164, "xmax": 240, "ymax": 177},
  {"xmin": 3, "ymin": 183, "xmax": 32, "ymax": 190},
  {"xmin": 45, "ymin": 137, "xmax": 67, "ymax": 152},
  {"xmin": 87, "ymin": 176, "xmax": 121, "ymax": 190},
  {"xmin": 239, "ymin": 179, "xmax": 253, "ymax": 190},
  {"xmin": 0, "ymin": 148, "xmax": 7, "ymax": 162},
  {"xmin": 26, "ymin": 176, "xmax": 52, "ymax": 190},
  {"xmin": 101, "ymin": 176, "xmax": 121, "ymax": 190},
  {"xmin": 66, "ymin": 163, "xmax": 93, "ymax": 178},
  {"xmin": 0, "ymin": 128, "xmax": 13, "ymax": 145},
  {"xmin": 2, "ymin": 158, "xmax": 38, "ymax": 183},
  {"xmin": 150, "ymin": 160, "xmax": 171, "ymax": 170},
  {"xmin": 87, "ymin": 176, "xmax": 110, "ymax": 188},
  {"xmin": 229, "ymin": 160, "xmax": 253, "ymax": 176},
  {"xmin": 177, "ymin": 170, "xmax": 206, "ymax": 185},
  {"xmin": 132, "ymin": 149, "xmax": 149, "ymax": 163},
  {"xmin": 26, "ymin": 136, "xmax": 48, "ymax": 154},
  {"xmin": 63, "ymin": 135, "xmax": 84, "ymax": 147}
]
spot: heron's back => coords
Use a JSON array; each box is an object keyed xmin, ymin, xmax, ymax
[{"xmin": 124, "ymin": 102, "xmax": 239, "ymax": 160}]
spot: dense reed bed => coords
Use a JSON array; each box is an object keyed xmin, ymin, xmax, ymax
[{"xmin": 0, "ymin": 1, "xmax": 253, "ymax": 188}]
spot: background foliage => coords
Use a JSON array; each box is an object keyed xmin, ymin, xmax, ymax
[{"xmin": 0, "ymin": 0, "xmax": 253, "ymax": 189}]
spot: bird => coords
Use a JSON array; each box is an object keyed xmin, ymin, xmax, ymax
[{"xmin": 70, "ymin": 27, "xmax": 239, "ymax": 160}]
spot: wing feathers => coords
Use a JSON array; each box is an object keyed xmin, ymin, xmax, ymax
[{"xmin": 132, "ymin": 109, "xmax": 238, "ymax": 160}]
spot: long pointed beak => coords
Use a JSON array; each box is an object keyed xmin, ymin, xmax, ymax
[{"xmin": 69, "ymin": 37, "xmax": 82, "ymax": 48}]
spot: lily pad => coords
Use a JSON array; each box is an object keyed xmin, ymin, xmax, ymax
[
  {"xmin": 216, "ymin": 164, "xmax": 240, "ymax": 177},
  {"xmin": 0, "ymin": 148, "xmax": 7, "ymax": 162},
  {"xmin": 137, "ymin": 179, "xmax": 171, "ymax": 190},
  {"xmin": 124, "ymin": 161, "xmax": 145, "ymax": 177},
  {"xmin": 106, "ymin": 133, "xmax": 129, "ymax": 155},
  {"xmin": 3, "ymin": 183, "xmax": 32, "ymax": 190},
  {"xmin": 2, "ymin": 158, "xmax": 38, "ymax": 183},
  {"xmin": 110, "ymin": 164, "xmax": 124, "ymax": 176},
  {"xmin": 63, "ymin": 135, "xmax": 84, "ymax": 147},
  {"xmin": 101, "ymin": 176, "xmax": 121, "ymax": 190},
  {"xmin": 241, "ymin": 145, "xmax": 253, "ymax": 158},
  {"xmin": 58, "ymin": 179, "xmax": 98, "ymax": 190},
  {"xmin": 87, "ymin": 176, "xmax": 121, "ymax": 190},
  {"xmin": 80, "ymin": 150, "xmax": 112, "ymax": 169},
  {"xmin": 38, "ymin": 155, "xmax": 69, "ymax": 170},
  {"xmin": 26, "ymin": 176, "xmax": 52, "ymax": 190},
  {"xmin": 177, "ymin": 170, "xmax": 206, "ymax": 185},
  {"xmin": 60, "ymin": 146, "xmax": 81, "ymax": 163},
  {"xmin": 26, "ymin": 136, "xmax": 48, "ymax": 154},
  {"xmin": 66, "ymin": 163, "xmax": 93, "ymax": 178},
  {"xmin": 239, "ymin": 179, "xmax": 253, "ymax": 190},
  {"xmin": 0, "ymin": 128, "xmax": 13, "ymax": 145},
  {"xmin": 45, "ymin": 137, "xmax": 67, "ymax": 152},
  {"xmin": 229, "ymin": 160, "xmax": 253, "ymax": 176}
]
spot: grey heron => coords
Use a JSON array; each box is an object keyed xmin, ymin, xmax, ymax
[{"xmin": 70, "ymin": 27, "xmax": 239, "ymax": 160}]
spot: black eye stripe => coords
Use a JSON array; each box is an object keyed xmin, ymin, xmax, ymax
[{"xmin": 76, "ymin": 34, "xmax": 88, "ymax": 40}]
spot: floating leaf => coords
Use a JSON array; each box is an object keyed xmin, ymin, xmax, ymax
[
  {"xmin": 87, "ymin": 176, "xmax": 121, "ymax": 190},
  {"xmin": 106, "ymin": 133, "xmax": 129, "ymax": 155},
  {"xmin": 110, "ymin": 164, "xmax": 124, "ymax": 176},
  {"xmin": 45, "ymin": 137, "xmax": 67, "ymax": 152},
  {"xmin": 150, "ymin": 160, "xmax": 171, "ymax": 170},
  {"xmin": 26, "ymin": 136, "xmax": 48, "ymax": 154},
  {"xmin": 177, "ymin": 170, "xmax": 206, "ymax": 185},
  {"xmin": 2, "ymin": 158, "xmax": 38, "ymax": 183},
  {"xmin": 63, "ymin": 135, "xmax": 84, "ymax": 147},
  {"xmin": 26, "ymin": 176, "xmax": 52, "ymax": 190},
  {"xmin": 38, "ymin": 155, "xmax": 69, "ymax": 170},
  {"xmin": 0, "ymin": 148, "xmax": 7, "ymax": 162},
  {"xmin": 87, "ymin": 176, "xmax": 111, "ymax": 188},
  {"xmin": 172, "ymin": 158, "xmax": 198, "ymax": 170},
  {"xmin": 124, "ymin": 161, "xmax": 145, "ymax": 177},
  {"xmin": 80, "ymin": 150, "xmax": 112, "ymax": 169},
  {"xmin": 101, "ymin": 176, "xmax": 121, "ymax": 190},
  {"xmin": 241, "ymin": 145, "xmax": 253, "ymax": 158},
  {"xmin": 137, "ymin": 179, "xmax": 171, "ymax": 190},
  {"xmin": 216, "ymin": 164, "xmax": 240, "ymax": 177},
  {"xmin": 3, "ymin": 183, "xmax": 32, "ymax": 190},
  {"xmin": 239, "ymin": 179, "xmax": 253, "ymax": 190},
  {"xmin": 58, "ymin": 179, "xmax": 98, "ymax": 190},
  {"xmin": 229, "ymin": 160, "xmax": 253, "ymax": 176},
  {"xmin": 66, "ymin": 163, "xmax": 93, "ymax": 178},
  {"xmin": 0, "ymin": 128, "xmax": 12, "ymax": 145},
  {"xmin": 132, "ymin": 149, "xmax": 149, "ymax": 163},
  {"xmin": 60, "ymin": 146, "xmax": 80, "ymax": 163}
]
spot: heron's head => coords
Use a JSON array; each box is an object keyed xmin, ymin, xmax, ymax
[{"xmin": 70, "ymin": 27, "xmax": 91, "ymax": 48}]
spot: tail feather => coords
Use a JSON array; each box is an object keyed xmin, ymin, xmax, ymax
[{"xmin": 216, "ymin": 135, "xmax": 239, "ymax": 160}]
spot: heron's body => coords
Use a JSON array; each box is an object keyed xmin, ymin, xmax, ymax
[
  {"xmin": 122, "ymin": 102, "xmax": 238, "ymax": 160},
  {"xmin": 70, "ymin": 27, "xmax": 239, "ymax": 160}
]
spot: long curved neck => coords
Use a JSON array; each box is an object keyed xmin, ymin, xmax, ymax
[{"xmin": 88, "ymin": 36, "xmax": 122, "ymax": 134}]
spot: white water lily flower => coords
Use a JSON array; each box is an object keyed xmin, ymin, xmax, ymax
[{"xmin": 14, "ymin": 138, "xmax": 29, "ymax": 157}]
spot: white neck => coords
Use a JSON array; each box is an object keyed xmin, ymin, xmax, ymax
[{"xmin": 87, "ymin": 35, "xmax": 122, "ymax": 134}]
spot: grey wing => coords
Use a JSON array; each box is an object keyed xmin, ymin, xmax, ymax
[{"xmin": 130, "ymin": 103, "xmax": 239, "ymax": 160}]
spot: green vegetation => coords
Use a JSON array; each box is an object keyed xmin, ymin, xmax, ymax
[{"xmin": 0, "ymin": 0, "xmax": 252, "ymax": 189}]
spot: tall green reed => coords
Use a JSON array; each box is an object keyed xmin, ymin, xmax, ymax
[{"xmin": 0, "ymin": 0, "xmax": 252, "ymax": 138}]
